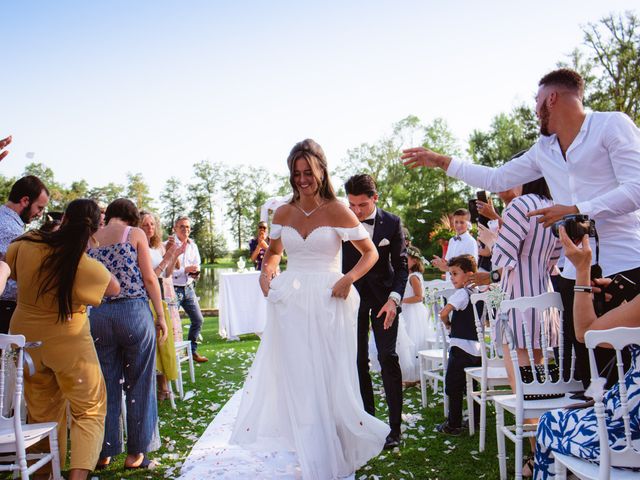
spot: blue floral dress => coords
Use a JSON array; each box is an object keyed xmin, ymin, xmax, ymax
[{"xmin": 534, "ymin": 344, "xmax": 640, "ymax": 478}]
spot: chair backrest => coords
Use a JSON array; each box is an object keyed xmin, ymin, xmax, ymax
[
  {"xmin": 498, "ymin": 292, "xmax": 582, "ymax": 399},
  {"xmin": 470, "ymin": 292, "xmax": 501, "ymax": 369},
  {"xmin": 584, "ymin": 327, "xmax": 640, "ymax": 473},
  {"xmin": 0, "ymin": 334, "xmax": 26, "ymax": 455},
  {"xmin": 432, "ymin": 288, "xmax": 456, "ymax": 350},
  {"xmin": 424, "ymin": 281, "xmax": 454, "ymax": 332}
]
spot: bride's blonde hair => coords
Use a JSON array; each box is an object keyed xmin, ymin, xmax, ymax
[{"xmin": 287, "ymin": 139, "xmax": 337, "ymax": 202}]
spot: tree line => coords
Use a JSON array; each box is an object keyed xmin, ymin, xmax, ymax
[{"xmin": 1, "ymin": 11, "xmax": 637, "ymax": 262}]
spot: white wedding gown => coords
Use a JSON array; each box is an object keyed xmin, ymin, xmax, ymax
[{"xmin": 179, "ymin": 224, "xmax": 389, "ymax": 480}]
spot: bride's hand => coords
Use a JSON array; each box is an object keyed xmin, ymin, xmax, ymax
[
  {"xmin": 331, "ymin": 275, "xmax": 354, "ymax": 299},
  {"xmin": 259, "ymin": 270, "xmax": 275, "ymax": 296}
]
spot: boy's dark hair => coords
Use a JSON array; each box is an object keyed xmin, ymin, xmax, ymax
[
  {"xmin": 522, "ymin": 177, "xmax": 552, "ymax": 201},
  {"xmin": 104, "ymin": 198, "xmax": 140, "ymax": 226},
  {"xmin": 448, "ymin": 254, "xmax": 477, "ymax": 273},
  {"xmin": 452, "ymin": 208, "xmax": 470, "ymax": 218},
  {"xmin": 539, "ymin": 68, "xmax": 585, "ymax": 99},
  {"xmin": 8, "ymin": 175, "xmax": 49, "ymax": 203},
  {"xmin": 344, "ymin": 174, "xmax": 377, "ymax": 197}
]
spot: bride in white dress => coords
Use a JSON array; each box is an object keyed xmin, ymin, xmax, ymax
[{"xmin": 182, "ymin": 139, "xmax": 389, "ymax": 479}]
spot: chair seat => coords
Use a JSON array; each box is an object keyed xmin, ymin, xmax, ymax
[
  {"xmin": 0, "ymin": 422, "xmax": 58, "ymax": 453},
  {"xmin": 494, "ymin": 393, "xmax": 578, "ymax": 418},
  {"xmin": 418, "ymin": 349, "xmax": 445, "ymax": 360},
  {"xmin": 465, "ymin": 366, "xmax": 509, "ymax": 381},
  {"xmin": 553, "ymin": 452, "xmax": 640, "ymax": 480}
]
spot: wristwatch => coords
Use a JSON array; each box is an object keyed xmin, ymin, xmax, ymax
[{"xmin": 490, "ymin": 269, "xmax": 501, "ymax": 283}]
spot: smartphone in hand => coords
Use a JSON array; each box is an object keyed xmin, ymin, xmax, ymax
[{"xmin": 605, "ymin": 273, "xmax": 637, "ymax": 304}]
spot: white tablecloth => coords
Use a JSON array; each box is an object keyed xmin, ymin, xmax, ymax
[{"xmin": 218, "ymin": 271, "xmax": 268, "ymax": 339}]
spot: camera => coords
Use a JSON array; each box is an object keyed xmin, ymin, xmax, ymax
[{"xmin": 551, "ymin": 214, "xmax": 596, "ymax": 242}]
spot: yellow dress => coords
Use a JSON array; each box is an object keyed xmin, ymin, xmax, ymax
[{"xmin": 6, "ymin": 238, "xmax": 111, "ymax": 471}]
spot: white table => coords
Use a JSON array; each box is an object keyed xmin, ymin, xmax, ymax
[{"xmin": 218, "ymin": 271, "xmax": 268, "ymax": 340}]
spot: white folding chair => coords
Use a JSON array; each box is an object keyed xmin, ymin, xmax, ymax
[
  {"xmin": 465, "ymin": 292, "xmax": 511, "ymax": 452},
  {"xmin": 554, "ymin": 326, "xmax": 640, "ymax": 480},
  {"xmin": 418, "ymin": 288, "xmax": 455, "ymax": 415},
  {"xmin": 0, "ymin": 334, "xmax": 62, "ymax": 479},
  {"xmin": 170, "ymin": 340, "xmax": 195, "ymax": 399},
  {"xmin": 494, "ymin": 292, "xmax": 583, "ymax": 480}
]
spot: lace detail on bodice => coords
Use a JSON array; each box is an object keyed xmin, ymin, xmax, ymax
[{"xmin": 270, "ymin": 224, "xmax": 368, "ymax": 273}]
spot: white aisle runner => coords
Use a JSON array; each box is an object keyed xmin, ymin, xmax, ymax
[
  {"xmin": 179, "ymin": 390, "xmax": 357, "ymax": 479},
  {"xmin": 178, "ymin": 391, "xmax": 303, "ymax": 479}
]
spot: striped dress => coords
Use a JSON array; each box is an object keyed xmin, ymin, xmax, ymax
[{"xmin": 491, "ymin": 194, "xmax": 562, "ymax": 349}]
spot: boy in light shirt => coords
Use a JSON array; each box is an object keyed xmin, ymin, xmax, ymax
[
  {"xmin": 437, "ymin": 254, "xmax": 482, "ymax": 435},
  {"xmin": 432, "ymin": 208, "xmax": 478, "ymax": 282}
]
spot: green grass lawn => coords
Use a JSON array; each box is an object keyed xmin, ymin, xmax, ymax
[{"xmin": 88, "ymin": 316, "xmax": 513, "ymax": 479}]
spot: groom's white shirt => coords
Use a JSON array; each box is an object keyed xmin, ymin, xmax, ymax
[{"xmin": 361, "ymin": 207, "xmax": 401, "ymax": 305}]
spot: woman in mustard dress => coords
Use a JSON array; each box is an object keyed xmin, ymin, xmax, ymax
[{"xmin": 7, "ymin": 199, "xmax": 119, "ymax": 480}]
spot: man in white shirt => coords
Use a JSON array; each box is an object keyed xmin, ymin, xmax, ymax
[
  {"xmin": 171, "ymin": 216, "xmax": 208, "ymax": 363},
  {"xmin": 402, "ymin": 68, "xmax": 640, "ymax": 387}
]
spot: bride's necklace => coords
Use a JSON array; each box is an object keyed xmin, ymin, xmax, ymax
[{"xmin": 294, "ymin": 200, "xmax": 326, "ymax": 217}]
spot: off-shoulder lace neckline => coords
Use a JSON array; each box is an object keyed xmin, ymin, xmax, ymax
[{"xmin": 272, "ymin": 224, "xmax": 359, "ymax": 241}]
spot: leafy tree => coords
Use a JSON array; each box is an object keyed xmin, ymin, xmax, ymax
[
  {"xmin": 160, "ymin": 176, "xmax": 187, "ymax": 232},
  {"xmin": 467, "ymin": 104, "xmax": 538, "ymax": 167},
  {"xmin": 126, "ymin": 172, "xmax": 153, "ymax": 210},
  {"xmin": 562, "ymin": 11, "xmax": 640, "ymax": 124},
  {"xmin": 88, "ymin": 182, "xmax": 125, "ymax": 205},
  {"xmin": 223, "ymin": 165, "xmax": 272, "ymax": 249},
  {"xmin": 336, "ymin": 116, "xmax": 470, "ymax": 258},
  {"xmin": 0, "ymin": 174, "xmax": 16, "ymax": 204}
]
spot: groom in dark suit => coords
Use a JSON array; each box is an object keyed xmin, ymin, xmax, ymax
[{"xmin": 342, "ymin": 174, "xmax": 409, "ymax": 449}]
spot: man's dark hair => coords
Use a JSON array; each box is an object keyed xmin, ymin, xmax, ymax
[
  {"xmin": 344, "ymin": 174, "xmax": 377, "ymax": 197},
  {"xmin": 539, "ymin": 68, "xmax": 585, "ymax": 99},
  {"xmin": 8, "ymin": 175, "xmax": 49, "ymax": 203},
  {"xmin": 452, "ymin": 208, "xmax": 470, "ymax": 218},
  {"xmin": 104, "ymin": 198, "xmax": 140, "ymax": 226},
  {"xmin": 522, "ymin": 177, "xmax": 552, "ymax": 201},
  {"xmin": 448, "ymin": 254, "xmax": 477, "ymax": 273}
]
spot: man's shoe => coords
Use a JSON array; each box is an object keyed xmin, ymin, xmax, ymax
[
  {"xmin": 436, "ymin": 420, "xmax": 463, "ymax": 436},
  {"xmin": 383, "ymin": 432, "xmax": 401, "ymax": 450},
  {"xmin": 192, "ymin": 352, "xmax": 208, "ymax": 363}
]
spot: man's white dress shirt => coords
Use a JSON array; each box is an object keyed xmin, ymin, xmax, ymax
[
  {"xmin": 447, "ymin": 112, "xmax": 640, "ymax": 279},
  {"xmin": 171, "ymin": 238, "xmax": 202, "ymax": 287}
]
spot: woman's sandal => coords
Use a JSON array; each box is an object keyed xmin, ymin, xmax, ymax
[
  {"xmin": 522, "ymin": 454, "xmax": 535, "ymax": 478},
  {"xmin": 95, "ymin": 458, "xmax": 111, "ymax": 471},
  {"xmin": 124, "ymin": 454, "xmax": 156, "ymax": 470}
]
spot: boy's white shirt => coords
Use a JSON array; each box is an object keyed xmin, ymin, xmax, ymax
[
  {"xmin": 447, "ymin": 287, "xmax": 481, "ymax": 357},
  {"xmin": 443, "ymin": 231, "xmax": 478, "ymax": 281}
]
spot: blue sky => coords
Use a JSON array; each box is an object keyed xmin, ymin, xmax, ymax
[{"xmin": 3, "ymin": 0, "xmax": 638, "ymax": 202}]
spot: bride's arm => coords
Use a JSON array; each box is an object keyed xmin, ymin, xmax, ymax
[
  {"xmin": 259, "ymin": 237, "xmax": 283, "ymax": 296},
  {"xmin": 332, "ymin": 236, "xmax": 378, "ymax": 299}
]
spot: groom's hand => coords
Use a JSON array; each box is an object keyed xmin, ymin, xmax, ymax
[{"xmin": 377, "ymin": 299, "xmax": 397, "ymax": 329}]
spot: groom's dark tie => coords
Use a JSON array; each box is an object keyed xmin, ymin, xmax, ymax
[{"xmin": 361, "ymin": 218, "xmax": 375, "ymax": 225}]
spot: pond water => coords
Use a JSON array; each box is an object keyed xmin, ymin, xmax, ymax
[
  {"xmin": 194, "ymin": 266, "xmax": 442, "ymax": 309},
  {"xmin": 194, "ymin": 266, "xmax": 233, "ymax": 308}
]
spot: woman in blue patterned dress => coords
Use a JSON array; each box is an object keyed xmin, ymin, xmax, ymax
[
  {"xmin": 88, "ymin": 199, "xmax": 169, "ymax": 471},
  {"xmin": 533, "ymin": 227, "xmax": 640, "ymax": 478}
]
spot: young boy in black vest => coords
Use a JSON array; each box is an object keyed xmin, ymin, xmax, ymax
[{"xmin": 437, "ymin": 254, "xmax": 482, "ymax": 435}]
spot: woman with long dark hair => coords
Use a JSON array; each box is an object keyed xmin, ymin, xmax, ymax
[
  {"xmin": 88, "ymin": 199, "xmax": 168, "ymax": 471},
  {"xmin": 6, "ymin": 199, "xmax": 120, "ymax": 480}
]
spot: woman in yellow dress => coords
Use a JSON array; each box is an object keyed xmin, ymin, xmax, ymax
[{"xmin": 7, "ymin": 199, "xmax": 120, "ymax": 480}]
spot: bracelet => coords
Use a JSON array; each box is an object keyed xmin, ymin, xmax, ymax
[{"xmin": 574, "ymin": 285, "xmax": 593, "ymax": 293}]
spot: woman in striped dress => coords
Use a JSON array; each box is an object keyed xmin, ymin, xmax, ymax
[{"xmin": 491, "ymin": 178, "xmax": 562, "ymax": 384}]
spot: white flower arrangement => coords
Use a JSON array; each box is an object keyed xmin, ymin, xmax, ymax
[{"xmin": 487, "ymin": 284, "xmax": 506, "ymax": 310}]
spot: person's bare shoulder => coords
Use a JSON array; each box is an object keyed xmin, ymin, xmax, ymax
[
  {"xmin": 325, "ymin": 200, "xmax": 359, "ymax": 228},
  {"xmin": 272, "ymin": 203, "xmax": 295, "ymax": 225}
]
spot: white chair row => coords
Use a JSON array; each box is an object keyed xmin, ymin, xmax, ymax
[
  {"xmin": 0, "ymin": 334, "xmax": 61, "ymax": 479},
  {"xmin": 554, "ymin": 326, "xmax": 640, "ymax": 480}
]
